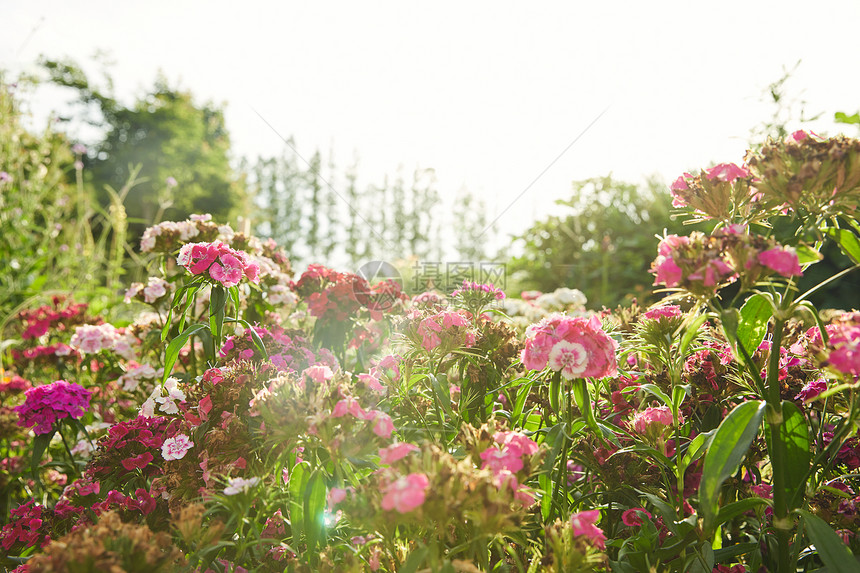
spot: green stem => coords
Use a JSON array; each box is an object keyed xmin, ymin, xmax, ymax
[{"xmin": 765, "ymin": 315, "xmax": 790, "ymax": 573}]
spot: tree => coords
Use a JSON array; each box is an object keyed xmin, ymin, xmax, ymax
[
  {"xmin": 41, "ymin": 58, "xmax": 245, "ymax": 237},
  {"xmin": 508, "ymin": 175, "xmax": 692, "ymax": 308}
]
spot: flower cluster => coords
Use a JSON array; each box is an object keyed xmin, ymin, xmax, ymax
[
  {"xmin": 17, "ymin": 297, "xmax": 89, "ymax": 340},
  {"xmin": 824, "ymin": 312, "xmax": 860, "ymax": 377},
  {"xmin": 415, "ymin": 309, "xmax": 477, "ymax": 352},
  {"xmin": 139, "ymin": 214, "xmax": 228, "ymax": 253},
  {"xmin": 650, "ymin": 227, "xmax": 804, "ymax": 295},
  {"xmin": 15, "ymin": 380, "xmax": 92, "ymax": 435},
  {"xmin": 69, "ymin": 323, "xmax": 136, "ymax": 359},
  {"xmin": 746, "ymin": 131, "xmax": 860, "ymax": 216},
  {"xmin": 86, "ymin": 415, "xmax": 171, "ymax": 485},
  {"xmin": 669, "ymin": 162, "xmax": 754, "ymax": 221},
  {"xmin": 521, "ymin": 314, "xmax": 617, "ymax": 379},
  {"xmin": 124, "ymin": 276, "xmax": 172, "ymax": 304},
  {"xmin": 177, "ymin": 241, "xmax": 260, "ymax": 288}
]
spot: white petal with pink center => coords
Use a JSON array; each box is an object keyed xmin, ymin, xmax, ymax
[{"xmin": 548, "ymin": 340, "xmax": 588, "ymax": 379}]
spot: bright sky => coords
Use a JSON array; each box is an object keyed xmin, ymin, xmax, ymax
[{"xmin": 5, "ymin": 1, "xmax": 860, "ymax": 247}]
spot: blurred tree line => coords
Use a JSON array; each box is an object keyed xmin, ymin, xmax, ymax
[
  {"xmin": 36, "ymin": 58, "xmax": 491, "ymax": 274},
  {"xmin": 6, "ymin": 58, "xmax": 857, "ymax": 312}
]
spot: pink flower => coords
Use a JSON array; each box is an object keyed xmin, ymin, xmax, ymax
[
  {"xmin": 371, "ymin": 412, "xmax": 395, "ymax": 438},
  {"xmin": 494, "ymin": 431, "xmax": 539, "ymax": 457},
  {"xmin": 121, "ymin": 452, "xmax": 154, "ymax": 471},
  {"xmin": 795, "ymin": 378, "xmax": 827, "ymax": 403},
  {"xmin": 828, "ymin": 321, "xmax": 860, "ymax": 376},
  {"xmin": 210, "ymin": 253, "xmax": 245, "ymax": 287},
  {"xmin": 652, "ymin": 256, "xmax": 683, "ymax": 287},
  {"xmin": 481, "ymin": 446, "xmax": 525, "ymax": 474},
  {"xmin": 14, "ymin": 380, "xmax": 92, "ymax": 435},
  {"xmin": 358, "ymin": 371, "xmax": 386, "ymax": 393},
  {"xmin": 632, "ymin": 406, "xmax": 678, "ymax": 434},
  {"xmin": 327, "ymin": 487, "xmax": 349, "ymax": 510},
  {"xmin": 381, "ymin": 473, "xmax": 429, "ymax": 513},
  {"xmin": 642, "ymin": 305, "xmax": 682, "ymax": 321},
  {"xmin": 704, "ymin": 163, "xmax": 749, "ymax": 183},
  {"xmin": 570, "ymin": 509, "xmax": 606, "ymax": 549},
  {"xmin": 758, "ymin": 247, "xmax": 803, "ymax": 277},
  {"xmin": 161, "ymin": 434, "xmax": 194, "ymax": 461},
  {"xmin": 379, "ymin": 443, "xmax": 419, "ymax": 465},
  {"xmin": 521, "ymin": 315, "xmax": 617, "ymax": 378},
  {"xmin": 548, "ymin": 340, "xmax": 588, "ymax": 379},
  {"xmin": 303, "ymin": 365, "xmax": 334, "ymax": 384},
  {"xmin": 621, "ymin": 507, "xmax": 652, "ymax": 526}
]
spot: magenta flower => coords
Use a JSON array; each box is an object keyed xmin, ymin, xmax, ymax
[
  {"xmin": 758, "ymin": 247, "xmax": 803, "ymax": 277},
  {"xmin": 570, "ymin": 509, "xmax": 606, "ymax": 549},
  {"xmin": 795, "ymin": 378, "xmax": 828, "ymax": 403},
  {"xmin": 161, "ymin": 434, "xmax": 194, "ymax": 461},
  {"xmin": 381, "ymin": 473, "xmax": 430, "ymax": 513},
  {"xmin": 210, "ymin": 253, "xmax": 245, "ymax": 287},
  {"xmin": 176, "ymin": 241, "xmax": 260, "ymax": 287},
  {"xmin": 15, "ymin": 380, "xmax": 92, "ymax": 435},
  {"xmin": 704, "ymin": 162, "xmax": 749, "ymax": 183},
  {"xmin": 652, "ymin": 256, "xmax": 683, "ymax": 287},
  {"xmin": 379, "ymin": 443, "xmax": 419, "ymax": 465},
  {"xmin": 621, "ymin": 507, "xmax": 652, "ymax": 526},
  {"xmin": 121, "ymin": 452, "xmax": 154, "ymax": 471}
]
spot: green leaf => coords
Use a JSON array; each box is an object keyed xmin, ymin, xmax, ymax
[
  {"xmin": 162, "ymin": 323, "xmax": 208, "ymax": 383},
  {"xmin": 826, "ymin": 228, "xmax": 860, "ymax": 264},
  {"xmin": 713, "ymin": 497, "xmax": 769, "ymax": 529},
  {"xmin": 549, "ymin": 372, "xmax": 561, "ymax": 415},
  {"xmin": 835, "ymin": 111, "xmax": 860, "ymax": 125},
  {"xmin": 512, "ymin": 379, "xmax": 535, "ymax": 426},
  {"xmin": 288, "ymin": 462, "xmax": 310, "ymax": 546},
  {"xmin": 777, "ymin": 401, "xmax": 811, "ymax": 510},
  {"xmin": 31, "ymin": 430, "xmax": 56, "ymax": 472},
  {"xmin": 572, "ymin": 379, "xmax": 597, "ymax": 431},
  {"xmin": 699, "ymin": 400, "xmax": 766, "ymax": 533},
  {"xmin": 679, "ymin": 314, "xmax": 709, "ymax": 358},
  {"xmin": 734, "ymin": 295, "xmax": 772, "ymax": 359},
  {"xmin": 799, "ymin": 510, "xmax": 860, "ymax": 572},
  {"xmin": 209, "ymin": 286, "xmax": 227, "ymax": 341},
  {"xmin": 680, "ymin": 430, "xmax": 715, "ymax": 471},
  {"xmin": 795, "ymin": 244, "xmax": 822, "ymax": 265},
  {"xmin": 304, "ymin": 469, "xmax": 327, "ymax": 552},
  {"xmin": 400, "ymin": 545, "xmax": 430, "ymax": 573},
  {"xmin": 638, "ymin": 383, "xmax": 672, "ymax": 408}
]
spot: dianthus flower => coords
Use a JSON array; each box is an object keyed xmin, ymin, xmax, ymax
[
  {"xmin": 642, "ymin": 305, "xmax": 683, "ymax": 321},
  {"xmin": 379, "ymin": 443, "xmax": 419, "ymax": 465},
  {"xmin": 570, "ymin": 509, "xmax": 606, "ymax": 549},
  {"xmin": 758, "ymin": 247, "xmax": 803, "ymax": 278},
  {"xmin": 521, "ymin": 314, "xmax": 617, "ymax": 379},
  {"xmin": 161, "ymin": 433, "xmax": 194, "ymax": 461},
  {"xmin": 177, "ymin": 241, "xmax": 259, "ymax": 288},
  {"xmin": 15, "ymin": 380, "xmax": 92, "ymax": 435},
  {"xmin": 380, "ymin": 473, "xmax": 429, "ymax": 513},
  {"xmin": 224, "ymin": 476, "xmax": 260, "ymax": 495},
  {"xmin": 621, "ymin": 507, "xmax": 652, "ymax": 526},
  {"xmin": 825, "ymin": 317, "xmax": 860, "ymax": 376},
  {"xmin": 632, "ymin": 406, "xmax": 678, "ymax": 435}
]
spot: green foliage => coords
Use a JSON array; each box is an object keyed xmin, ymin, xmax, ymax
[
  {"xmin": 41, "ymin": 58, "xmax": 245, "ymax": 234},
  {"xmin": 508, "ymin": 175, "xmax": 690, "ymax": 307}
]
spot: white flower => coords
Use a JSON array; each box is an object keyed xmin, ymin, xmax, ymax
[
  {"xmin": 143, "ymin": 277, "xmax": 169, "ymax": 303},
  {"xmin": 223, "ymin": 476, "xmax": 260, "ymax": 495},
  {"xmin": 161, "ymin": 434, "xmax": 194, "ymax": 461},
  {"xmin": 155, "ymin": 377, "xmax": 186, "ymax": 414}
]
